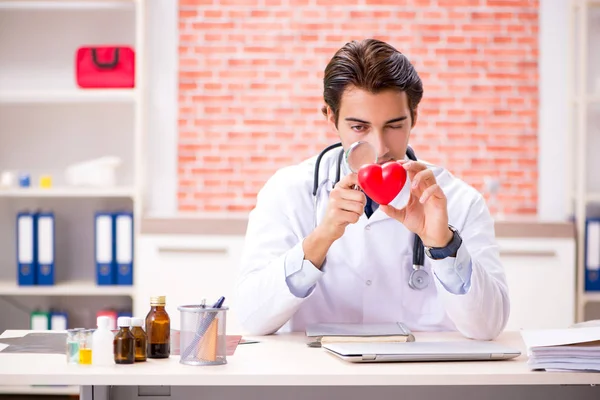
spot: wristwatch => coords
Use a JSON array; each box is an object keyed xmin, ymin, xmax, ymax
[{"xmin": 424, "ymin": 225, "xmax": 462, "ymax": 260}]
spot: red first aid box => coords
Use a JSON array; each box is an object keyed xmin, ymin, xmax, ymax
[{"xmin": 75, "ymin": 46, "xmax": 135, "ymax": 89}]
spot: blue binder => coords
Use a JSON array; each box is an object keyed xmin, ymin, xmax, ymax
[
  {"xmin": 115, "ymin": 211, "xmax": 134, "ymax": 285},
  {"xmin": 17, "ymin": 212, "xmax": 36, "ymax": 286},
  {"xmin": 36, "ymin": 212, "xmax": 55, "ymax": 286},
  {"xmin": 95, "ymin": 212, "xmax": 115, "ymax": 285},
  {"xmin": 585, "ymin": 217, "xmax": 600, "ymax": 291}
]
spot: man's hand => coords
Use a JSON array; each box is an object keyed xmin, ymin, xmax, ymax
[
  {"xmin": 318, "ymin": 172, "xmax": 367, "ymax": 242},
  {"xmin": 303, "ymin": 173, "xmax": 366, "ymax": 269},
  {"xmin": 380, "ymin": 161, "xmax": 453, "ymax": 248}
]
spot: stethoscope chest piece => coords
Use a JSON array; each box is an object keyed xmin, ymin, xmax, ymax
[{"xmin": 408, "ymin": 265, "xmax": 430, "ymax": 290}]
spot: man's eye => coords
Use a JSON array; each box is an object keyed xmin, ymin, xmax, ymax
[
  {"xmin": 389, "ymin": 125, "xmax": 403, "ymax": 129},
  {"xmin": 351, "ymin": 125, "xmax": 366, "ymax": 132}
]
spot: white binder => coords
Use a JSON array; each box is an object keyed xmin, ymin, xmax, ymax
[
  {"xmin": 95, "ymin": 212, "xmax": 115, "ymax": 285},
  {"xmin": 115, "ymin": 212, "xmax": 133, "ymax": 285}
]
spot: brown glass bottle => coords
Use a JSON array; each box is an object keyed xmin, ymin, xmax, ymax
[
  {"xmin": 130, "ymin": 318, "xmax": 147, "ymax": 362},
  {"xmin": 113, "ymin": 317, "xmax": 135, "ymax": 364},
  {"xmin": 145, "ymin": 296, "xmax": 170, "ymax": 358}
]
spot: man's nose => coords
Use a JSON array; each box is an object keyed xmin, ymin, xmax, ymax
[{"xmin": 371, "ymin": 134, "xmax": 388, "ymax": 159}]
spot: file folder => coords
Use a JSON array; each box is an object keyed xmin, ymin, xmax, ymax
[
  {"xmin": 115, "ymin": 211, "xmax": 133, "ymax": 285},
  {"xmin": 30, "ymin": 311, "xmax": 50, "ymax": 330},
  {"xmin": 585, "ymin": 217, "xmax": 600, "ymax": 291},
  {"xmin": 50, "ymin": 311, "xmax": 68, "ymax": 330},
  {"xmin": 95, "ymin": 212, "xmax": 115, "ymax": 285},
  {"xmin": 36, "ymin": 212, "xmax": 55, "ymax": 286},
  {"xmin": 17, "ymin": 212, "xmax": 36, "ymax": 286}
]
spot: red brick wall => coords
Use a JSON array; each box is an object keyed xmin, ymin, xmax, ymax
[{"xmin": 177, "ymin": 0, "xmax": 539, "ymax": 216}]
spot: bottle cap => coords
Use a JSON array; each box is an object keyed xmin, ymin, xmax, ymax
[
  {"xmin": 131, "ymin": 318, "xmax": 144, "ymax": 327},
  {"xmin": 97, "ymin": 316, "xmax": 110, "ymax": 329},
  {"xmin": 117, "ymin": 317, "xmax": 131, "ymax": 327},
  {"xmin": 150, "ymin": 296, "xmax": 166, "ymax": 305}
]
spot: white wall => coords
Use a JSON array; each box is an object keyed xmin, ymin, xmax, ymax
[
  {"xmin": 144, "ymin": 0, "xmax": 572, "ymax": 221},
  {"xmin": 538, "ymin": 0, "xmax": 571, "ymax": 221},
  {"xmin": 143, "ymin": 0, "xmax": 178, "ymax": 217}
]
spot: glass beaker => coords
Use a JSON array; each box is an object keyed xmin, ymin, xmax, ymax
[
  {"xmin": 78, "ymin": 329, "xmax": 93, "ymax": 365},
  {"xmin": 66, "ymin": 328, "xmax": 82, "ymax": 364}
]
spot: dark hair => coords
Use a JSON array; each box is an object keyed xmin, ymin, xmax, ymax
[{"xmin": 321, "ymin": 39, "xmax": 423, "ymax": 126}]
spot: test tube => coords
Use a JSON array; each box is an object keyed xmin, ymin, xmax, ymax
[
  {"xmin": 66, "ymin": 329, "xmax": 82, "ymax": 364},
  {"xmin": 78, "ymin": 329, "xmax": 93, "ymax": 365}
]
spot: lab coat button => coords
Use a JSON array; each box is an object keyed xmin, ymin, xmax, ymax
[
  {"xmin": 365, "ymin": 226, "xmax": 371, "ymax": 231},
  {"xmin": 366, "ymin": 280, "xmax": 372, "ymax": 286}
]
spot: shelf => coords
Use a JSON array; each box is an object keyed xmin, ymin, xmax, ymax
[
  {"xmin": 0, "ymin": 280, "xmax": 134, "ymax": 296},
  {"xmin": 582, "ymin": 292, "xmax": 600, "ymax": 303},
  {"xmin": 0, "ymin": 89, "xmax": 136, "ymax": 104},
  {"xmin": 0, "ymin": 385, "xmax": 79, "ymax": 395},
  {"xmin": 0, "ymin": 0, "xmax": 135, "ymax": 10},
  {"xmin": 587, "ymin": 193, "xmax": 600, "ymax": 203},
  {"xmin": 0, "ymin": 186, "xmax": 136, "ymax": 198},
  {"xmin": 581, "ymin": 291, "xmax": 600, "ymax": 303},
  {"xmin": 572, "ymin": 95, "xmax": 600, "ymax": 105}
]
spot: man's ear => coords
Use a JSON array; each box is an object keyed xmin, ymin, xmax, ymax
[
  {"xmin": 326, "ymin": 106, "xmax": 338, "ymax": 133},
  {"xmin": 411, "ymin": 108, "xmax": 418, "ymax": 128}
]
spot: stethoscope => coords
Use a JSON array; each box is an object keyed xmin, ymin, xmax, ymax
[{"xmin": 311, "ymin": 142, "xmax": 430, "ymax": 290}]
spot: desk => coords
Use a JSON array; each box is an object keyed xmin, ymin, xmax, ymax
[{"xmin": 0, "ymin": 330, "xmax": 598, "ymax": 400}]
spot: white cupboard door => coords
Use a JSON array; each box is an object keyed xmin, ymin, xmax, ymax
[
  {"xmin": 498, "ymin": 238, "xmax": 575, "ymax": 331},
  {"xmin": 135, "ymin": 235, "xmax": 245, "ymax": 334}
]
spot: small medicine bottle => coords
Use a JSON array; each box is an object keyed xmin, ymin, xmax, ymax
[
  {"xmin": 130, "ymin": 317, "xmax": 147, "ymax": 362},
  {"xmin": 113, "ymin": 317, "xmax": 135, "ymax": 364},
  {"xmin": 92, "ymin": 316, "xmax": 115, "ymax": 366},
  {"xmin": 145, "ymin": 296, "xmax": 170, "ymax": 358}
]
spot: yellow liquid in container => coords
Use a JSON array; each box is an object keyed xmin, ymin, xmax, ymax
[{"xmin": 79, "ymin": 348, "xmax": 92, "ymax": 364}]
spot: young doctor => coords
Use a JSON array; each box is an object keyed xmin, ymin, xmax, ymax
[{"xmin": 236, "ymin": 39, "xmax": 509, "ymax": 341}]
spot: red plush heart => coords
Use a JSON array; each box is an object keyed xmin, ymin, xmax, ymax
[{"xmin": 357, "ymin": 162, "xmax": 407, "ymax": 205}]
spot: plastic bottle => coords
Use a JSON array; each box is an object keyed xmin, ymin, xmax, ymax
[
  {"xmin": 92, "ymin": 316, "xmax": 114, "ymax": 366},
  {"xmin": 113, "ymin": 317, "xmax": 135, "ymax": 364},
  {"xmin": 145, "ymin": 296, "xmax": 170, "ymax": 358},
  {"xmin": 130, "ymin": 317, "xmax": 147, "ymax": 362}
]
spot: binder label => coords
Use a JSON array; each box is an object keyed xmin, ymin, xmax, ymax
[{"xmin": 96, "ymin": 216, "xmax": 113, "ymax": 264}]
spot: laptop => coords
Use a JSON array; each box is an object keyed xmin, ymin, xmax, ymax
[{"xmin": 322, "ymin": 340, "xmax": 522, "ymax": 363}]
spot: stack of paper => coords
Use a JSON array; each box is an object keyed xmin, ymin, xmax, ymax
[{"xmin": 520, "ymin": 326, "xmax": 600, "ymax": 372}]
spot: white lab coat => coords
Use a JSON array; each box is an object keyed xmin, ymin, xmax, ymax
[{"xmin": 236, "ymin": 146, "xmax": 510, "ymax": 340}]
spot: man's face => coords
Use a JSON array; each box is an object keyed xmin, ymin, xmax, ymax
[{"xmin": 327, "ymin": 86, "xmax": 415, "ymax": 165}]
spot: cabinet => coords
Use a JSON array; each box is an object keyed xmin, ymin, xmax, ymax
[
  {"xmin": 0, "ymin": 0, "xmax": 146, "ymax": 322},
  {"xmin": 497, "ymin": 237, "xmax": 576, "ymax": 331},
  {"xmin": 134, "ymin": 234, "xmax": 246, "ymax": 335},
  {"xmin": 0, "ymin": 0, "xmax": 146, "ymax": 394},
  {"xmin": 135, "ymin": 231, "xmax": 576, "ymax": 337}
]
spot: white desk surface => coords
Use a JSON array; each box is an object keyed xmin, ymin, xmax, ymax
[{"xmin": 0, "ymin": 329, "xmax": 598, "ymax": 387}]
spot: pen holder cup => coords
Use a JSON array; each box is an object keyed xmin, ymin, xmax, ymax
[{"xmin": 178, "ymin": 305, "xmax": 228, "ymax": 366}]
